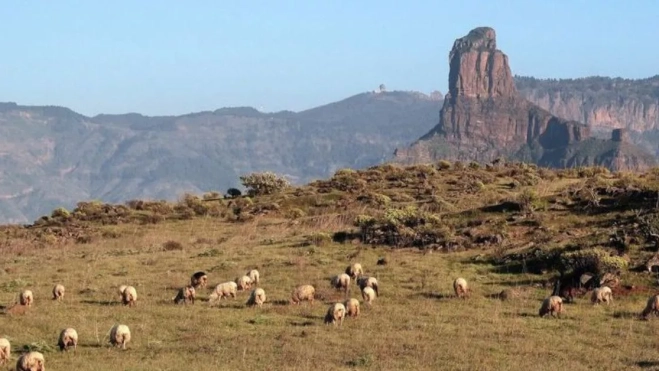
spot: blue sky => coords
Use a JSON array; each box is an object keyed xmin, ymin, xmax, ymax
[{"xmin": 0, "ymin": 1, "xmax": 657, "ymax": 116}]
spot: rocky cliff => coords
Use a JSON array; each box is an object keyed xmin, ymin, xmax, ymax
[
  {"xmin": 394, "ymin": 27, "xmax": 656, "ymax": 172},
  {"xmin": 516, "ymin": 75, "xmax": 659, "ymax": 156}
]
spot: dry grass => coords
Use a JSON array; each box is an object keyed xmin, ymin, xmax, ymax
[{"xmin": 0, "ymin": 217, "xmax": 658, "ymax": 370}]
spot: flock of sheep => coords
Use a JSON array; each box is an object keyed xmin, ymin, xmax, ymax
[
  {"xmin": 0, "ymin": 262, "xmax": 383, "ymax": 370},
  {"xmin": 4, "ymin": 258, "xmax": 659, "ymax": 370}
]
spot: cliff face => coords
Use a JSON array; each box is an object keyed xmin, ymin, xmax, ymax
[
  {"xmin": 516, "ymin": 76, "xmax": 659, "ymax": 133},
  {"xmin": 394, "ymin": 27, "xmax": 656, "ymax": 172}
]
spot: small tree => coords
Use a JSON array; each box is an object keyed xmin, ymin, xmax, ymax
[
  {"xmin": 226, "ymin": 188, "xmax": 242, "ymax": 198},
  {"xmin": 240, "ymin": 172, "xmax": 290, "ymax": 196}
]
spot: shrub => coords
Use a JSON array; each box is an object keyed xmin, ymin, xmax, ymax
[
  {"xmin": 437, "ymin": 160, "xmax": 452, "ymax": 170},
  {"xmin": 304, "ymin": 232, "xmax": 332, "ymax": 247},
  {"xmin": 286, "ymin": 208, "xmax": 306, "ymax": 219},
  {"xmin": 226, "ymin": 188, "xmax": 242, "ymax": 198},
  {"xmin": 240, "ymin": 172, "xmax": 290, "ymax": 196},
  {"xmin": 558, "ymin": 248, "xmax": 628, "ymax": 275},
  {"xmin": 517, "ymin": 189, "xmax": 539, "ymax": 213},
  {"xmin": 51, "ymin": 207, "xmax": 70, "ymax": 218}
]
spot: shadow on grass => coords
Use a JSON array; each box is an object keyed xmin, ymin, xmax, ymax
[
  {"xmin": 637, "ymin": 361, "xmax": 659, "ymax": 368},
  {"xmin": 613, "ymin": 311, "xmax": 642, "ymax": 320},
  {"xmin": 486, "ymin": 279, "xmax": 548, "ymax": 287},
  {"xmin": 417, "ymin": 292, "xmax": 451, "ymax": 300},
  {"xmin": 290, "ymin": 320, "xmax": 315, "ymax": 327},
  {"xmin": 81, "ymin": 300, "xmax": 119, "ymax": 306},
  {"xmin": 501, "ymin": 312, "xmax": 536, "ymax": 318},
  {"xmin": 270, "ymin": 299, "xmax": 290, "ymax": 306}
]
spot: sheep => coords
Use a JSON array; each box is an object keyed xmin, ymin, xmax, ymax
[
  {"xmin": 641, "ymin": 294, "xmax": 659, "ymax": 319},
  {"xmin": 290, "ymin": 284, "xmax": 315, "ymax": 305},
  {"xmin": 345, "ymin": 263, "xmax": 364, "ymax": 280},
  {"xmin": 235, "ymin": 275, "xmax": 253, "ymax": 291},
  {"xmin": 324, "ymin": 302, "xmax": 346, "ymax": 327},
  {"xmin": 246, "ymin": 269, "xmax": 260, "ymax": 285},
  {"xmin": 208, "ymin": 282, "xmax": 238, "ymax": 304},
  {"xmin": 246, "ymin": 288, "xmax": 266, "ymax": 308},
  {"xmin": 590, "ymin": 286, "xmax": 613, "ymax": 305},
  {"xmin": 357, "ymin": 276, "xmax": 379, "ymax": 296},
  {"xmin": 539, "ymin": 295, "xmax": 564, "ymax": 318},
  {"xmin": 0, "ymin": 337, "xmax": 9, "ymax": 366},
  {"xmin": 453, "ymin": 278, "xmax": 468, "ymax": 298},
  {"xmin": 344, "ymin": 298, "xmax": 360, "ymax": 317},
  {"xmin": 191, "ymin": 271, "xmax": 208, "ymax": 289},
  {"xmin": 109, "ymin": 324, "xmax": 131, "ymax": 350},
  {"xmin": 174, "ymin": 285, "xmax": 196, "ymax": 305},
  {"xmin": 121, "ymin": 286, "xmax": 137, "ymax": 307},
  {"xmin": 362, "ymin": 286, "xmax": 376, "ymax": 306},
  {"xmin": 331, "ymin": 273, "xmax": 351, "ymax": 294},
  {"xmin": 52, "ymin": 284, "xmax": 65, "ymax": 301},
  {"xmin": 16, "ymin": 351, "xmax": 44, "ymax": 371},
  {"xmin": 19, "ymin": 289, "xmax": 33, "ymax": 306},
  {"xmin": 58, "ymin": 327, "xmax": 78, "ymax": 352}
]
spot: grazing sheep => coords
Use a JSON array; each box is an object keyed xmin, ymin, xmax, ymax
[
  {"xmin": 52, "ymin": 284, "xmax": 65, "ymax": 301},
  {"xmin": 344, "ymin": 298, "xmax": 360, "ymax": 317},
  {"xmin": 539, "ymin": 295, "xmax": 564, "ymax": 318},
  {"xmin": 247, "ymin": 269, "xmax": 260, "ymax": 285},
  {"xmin": 235, "ymin": 275, "xmax": 253, "ymax": 291},
  {"xmin": 16, "ymin": 351, "xmax": 44, "ymax": 371},
  {"xmin": 362, "ymin": 286, "xmax": 376, "ymax": 306},
  {"xmin": 453, "ymin": 278, "xmax": 468, "ymax": 298},
  {"xmin": 109, "ymin": 324, "xmax": 131, "ymax": 350},
  {"xmin": 590, "ymin": 286, "xmax": 613, "ymax": 305},
  {"xmin": 641, "ymin": 294, "xmax": 659, "ymax": 319},
  {"xmin": 246, "ymin": 288, "xmax": 266, "ymax": 308},
  {"xmin": 290, "ymin": 284, "xmax": 315, "ymax": 305},
  {"xmin": 324, "ymin": 303, "xmax": 346, "ymax": 327},
  {"xmin": 208, "ymin": 282, "xmax": 238, "ymax": 304},
  {"xmin": 174, "ymin": 285, "xmax": 196, "ymax": 305},
  {"xmin": 0, "ymin": 338, "xmax": 9, "ymax": 366},
  {"xmin": 118, "ymin": 284, "xmax": 128, "ymax": 299},
  {"xmin": 121, "ymin": 286, "xmax": 137, "ymax": 307},
  {"xmin": 331, "ymin": 273, "xmax": 351, "ymax": 294},
  {"xmin": 345, "ymin": 263, "xmax": 364, "ymax": 280},
  {"xmin": 357, "ymin": 276, "xmax": 379, "ymax": 296},
  {"xmin": 58, "ymin": 328, "xmax": 78, "ymax": 351},
  {"xmin": 19, "ymin": 289, "xmax": 33, "ymax": 306},
  {"xmin": 191, "ymin": 271, "xmax": 208, "ymax": 289}
]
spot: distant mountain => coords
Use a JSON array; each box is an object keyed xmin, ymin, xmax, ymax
[
  {"xmin": 393, "ymin": 27, "xmax": 656, "ymax": 172},
  {"xmin": 0, "ymin": 91, "xmax": 442, "ymax": 223}
]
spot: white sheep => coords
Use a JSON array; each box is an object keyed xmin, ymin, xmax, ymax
[
  {"xmin": 362, "ymin": 286, "xmax": 376, "ymax": 306},
  {"xmin": 590, "ymin": 286, "xmax": 613, "ymax": 305},
  {"xmin": 291, "ymin": 284, "xmax": 315, "ymax": 305},
  {"xmin": 121, "ymin": 286, "xmax": 137, "ymax": 307},
  {"xmin": 19, "ymin": 289, "xmax": 33, "ymax": 306},
  {"xmin": 247, "ymin": 269, "xmax": 260, "ymax": 285},
  {"xmin": 0, "ymin": 337, "xmax": 10, "ymax": 366},
  {"xmin": 357, "ymin": 276, "xmax": 379, "ymax": 296},
  {"xmin": 16, "ymin": 351, "xmax": 44, "ymax": 371},
  {"xmin": 331, "ymin": 273, "xmax": 351, "ymax": 294},
  {"xmin": 190, "ymin": 271, "xmax": 208, "ymax": 289},
  {"xmin": 58, "ymin": 328, "xmax": 78, "ymax": 352},
  {"xmin": 235, "ymin": 275, "xmax": 253, "ymax": 291},
  {"xmin": 539, "ymin": 295, "xmax": 564, "ymax": 318},
  {"xmin": 174, "ymin": 285, "xmax": 196, "ymax": 305},
  {"xmin": 209, "ymin": 282, "xmax": 238, "ymax": 304},
  {"xmin": 345, "ymin": 263, "xmax": 364, "ymax": 280},
  {"xmin": 109, "ymin": 324, "xmax": 131, "ymax": 350},
  {"xmin": 345, "ymin": 298, "xmax": 360, "ymax": 317},
  {"xmin": 246, "ymin": 288, "xmax": 266, "ymax": 308},
  {"xmin": 641, "ymin": 294, "xmax": 659, "ymax": 319},
  {"xmin": 52, "ymin": 284, "xmax": 65, "ymax": 301},
  {"xmin": 453, "ymin": 278, "xmax": 468, "ymax": 298},
  {"xmin": 324, "ymin": 302, "xmax": 346, "ymax": 327}
]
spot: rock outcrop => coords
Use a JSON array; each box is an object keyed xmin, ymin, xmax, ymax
[{"xmin": 394, "ymin": 27, "xmax": 656, "ymax": 171}]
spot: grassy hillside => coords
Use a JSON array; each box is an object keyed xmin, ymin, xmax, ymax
[{"xmin": 3, "ymin": 161, "xmax": 659, "ymax": 369}]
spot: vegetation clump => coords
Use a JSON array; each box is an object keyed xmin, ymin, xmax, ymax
[{"xmin": 240, "ymin": 172, "xmax": 290, "ymax": 196}]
